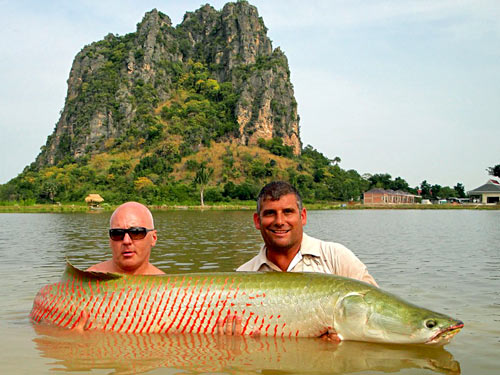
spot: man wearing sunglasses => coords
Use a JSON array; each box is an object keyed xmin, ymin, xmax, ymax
[{"xmin": 87, "ymin": 201, "xmax": 164, "ymax": 275}]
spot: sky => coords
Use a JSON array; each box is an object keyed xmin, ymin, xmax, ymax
[{"xmin": 1, "ymin": 0, "xmax": 499, "ymax": 191}]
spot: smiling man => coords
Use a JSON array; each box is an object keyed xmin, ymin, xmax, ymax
[
  {"xmin": 237, "ymin": 181, "xmax": 378, "ymax": 287},
  {"xmin": 87, "ymin": 201, "xmax": 164, "ymax": 275}
]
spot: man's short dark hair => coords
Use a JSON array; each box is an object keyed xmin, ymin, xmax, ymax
[{"xmin": 256, "ymin": 181, "xmax": 303, "ymax": 213}]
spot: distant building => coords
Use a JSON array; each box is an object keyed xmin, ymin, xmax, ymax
[
  {"xmin": 84, "ymin": 193, "xmax": 104, "ymax": 208},
  {"xmin": 467, "ymin": 180, "xmax": 500, "ymax": 204},
  {"xmin": 363, "ymin": 189, "xmax": 417, "ymax": 204}
]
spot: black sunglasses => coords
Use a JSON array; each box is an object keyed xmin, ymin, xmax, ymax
[{"xmin": 109, "ymin": 227, "xmax": 155, "ymax": 241}]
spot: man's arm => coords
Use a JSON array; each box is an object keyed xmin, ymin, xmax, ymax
[{"xmin": 333, "ymin": 243, "xmax": 378, "ymax": 287}]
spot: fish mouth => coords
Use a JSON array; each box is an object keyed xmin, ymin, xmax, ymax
[{"xmin": 426, "ymin": 321, "xmax": 464, "ymax": 345}]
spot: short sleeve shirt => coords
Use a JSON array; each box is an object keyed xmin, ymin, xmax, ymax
[{"xmin": 236, "ymin": 233, "xmax": 378, "ymax": 287}]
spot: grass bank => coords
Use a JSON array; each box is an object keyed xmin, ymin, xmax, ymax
[{"xmin": 0, "ymin": 201, "xmax": 498, "ymax": 213}]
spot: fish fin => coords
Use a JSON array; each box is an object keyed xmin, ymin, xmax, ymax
[
  {"xmin": 337, "ymin": 292, "xmax": 369, "ymax": 321},
  {"xmin": 63, "ymin": 260, "xmax": 123, "ymax": 281}
]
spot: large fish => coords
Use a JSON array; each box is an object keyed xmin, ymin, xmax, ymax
[{"xmin": 30, "ymin": 262, "xmax": 463, "ymax": 345}]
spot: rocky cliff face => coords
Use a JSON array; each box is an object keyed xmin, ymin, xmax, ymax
[{"xmin": 36, "ymin": 1, "xmax": 300, "ymax": 167}]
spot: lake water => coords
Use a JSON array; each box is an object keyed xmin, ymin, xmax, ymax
[{"xmin": 0, "ymin": 209, "xmax": 499, "ymax": 374}]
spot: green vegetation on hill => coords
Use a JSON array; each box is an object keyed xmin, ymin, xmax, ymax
[{"xmin": 0, "ymin": 139, "xmax": 372, "ymax": 205}]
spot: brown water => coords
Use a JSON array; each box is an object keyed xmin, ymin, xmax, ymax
[{"xmin": 0, "ymin": 210, "xmax": 499, "ymax": 374}]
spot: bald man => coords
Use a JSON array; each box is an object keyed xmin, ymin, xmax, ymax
[{"xmin": 87, "ymin": 202, "xmax": 164, "ymax": 275}]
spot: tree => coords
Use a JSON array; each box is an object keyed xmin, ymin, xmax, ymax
[
  {"xmin": 487, "ymin": 164, "xmax": 500, "ymax": 178},
  {"xmin": 194, "ymin": 165, "xmax": 213, "ymax": 207},
  {"xmin": 454, "ymin": 183, "xmax": 466, "ymax": 198},
  {"xmin": 41, "ymin": 181, "xmax": 58, "ymax": 203},
  {"xmin": 369, "ymin": 173, "xmax": 392, "ymax": 189},
  {"xmin": 430, "ymin": 184, "xmax": 442, "ymax": 200},
  {"xmin": 419, "ymin": 180, "xmax": 431, "ymax": 199},
  {"xmin": 330, "ymin": 156, "xmax": 341, "ymax": 166}
]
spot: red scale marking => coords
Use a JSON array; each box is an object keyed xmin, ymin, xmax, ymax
[
  {"xmin": 89, "ymin": 294, "xmax": 99, "ymax": 315},
  {"xmin": 156, "ymin": 286, "xmax": 175, "ymax": 332},
  {"xmin": 126, "ymin": 284, "xmax": 148, "ymax": 333},
  {"xmin": 79, "ymin": 278, "xmax": 86, "ymax": 296},
  {"xmin": 115, "ymin": 287, "xmax": 133, "ymax": 332},
  {"xmin": 51, "ymin": 297, "xmax": 73, "ymax": 326},
  {"xmin": 212, "ymin": 295, "xmax": 229, "ymax": 334},
  {"xmin": 209, "ymin": 277, "xmax": 229, "ymax": 333},
  {"xmin": 166, "ymin": 276, "xmax": 185, "ymax": 319},
  {"xmin": 194, "ymin": 279, "xmax": 213, "ymax": 333},
  {"xmin": 35, "ymin": 293, "xmax": 54, "ymax": 321},
  {"xmin": 242, "ymin": 312, "xmax": 254, "ymax": 335},
  {"xmin": 44, "ymin": 295, "xmax": 64, "ymax": 322},
  {"xmin": 158, "ymin": 276, "xmax": 184, "ymax": 332},
  {"xmin": 202, "ymin": 295, "xmax": 217, "ymax": 334},
  {"xmin": 63, "ymin": 296, "xmax": 92, "ymax": 329},
  {"xmin": 56, "ymin": 298, "xmax": 78, "ymax": 327},
  {"xmin": 88, "ymin": 290, "xmax": 110, "ymax": 329},
  {"xmin": 232, "ymin": 284, "xmax": 240, "ymax": 299},
  {"xmin": 121, "ymin": 286, "xmax": 139, "ymax": 332},
  {"xmin": 215, "ymin": 277, "xmax": 229, "ymax": 308},
  {"xmin": 67, "ymin": 311, "xmax": 83, "ymax": 330},
  {"xmin": 77, "ymin": 281, "xmax": 82, "ymax": 299},
  {"xmin": 103, "ymin": 289, "xmax": 123, "ymax": 331},
  {"xmin": 179, "ymin": 278, "xmax": 202, "ymax": 333},
  {"xmin": 31, "ymin": 287, "xmax": 53, "ymax": 322},
  {"xmin": 66, "ymin": 296, "xmax": 92, "ymax": 329},
  {"xmin": 134, "ymin": 279, "xmax": 154, "ymax": 333},
  {"xmin": 146, "ymin": 279, "xmax": 169, "ymax": 333},
  {"xmin": 38, "ymin": 285, "xmax": 62, "ymax": 321},
  {"xmin": 167, "ymin": 277, "xmax": 195, "ymax": 333},
  {"xmin": 185, "ymin": 277, "xmax": 209, "ymax": 333}
]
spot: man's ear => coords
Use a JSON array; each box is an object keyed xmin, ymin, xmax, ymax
[
  {"xmin": 253, "ymin": 212, "xmax": 261, "ymax": 230},
  {"xmin": 150, "ymin": 230, "xmax": 158, "ymax": 247},
  {"xmin": 301, "ymin": 207, "xmax": 307, "ymax": 226}
]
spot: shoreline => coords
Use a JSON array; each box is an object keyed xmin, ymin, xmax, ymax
[{"xmin": 0, "ymin": 202, "xmax": 498, "ymax": 213}]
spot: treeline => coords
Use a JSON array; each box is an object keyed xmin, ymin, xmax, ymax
[
  {"xmin": 0, "ymin": 139, "xmax": 469, "ymax": 205},
  {"xmin": 0, "ymin": 142, "xmax": 364, "ymax": 205}
]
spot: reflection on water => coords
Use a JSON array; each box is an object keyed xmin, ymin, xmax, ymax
[
  {"xmin": 1, "ymin": 210, "xmax": 499, "ymax": 374},
  {"xmin": 33, "ymin": 324, "xmax": 460, "ymax": 375}
]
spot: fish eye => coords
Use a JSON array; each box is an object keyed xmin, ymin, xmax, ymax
[{"xmin": 425, "ymin": 319, "xmax": 437, "ymax": 329}]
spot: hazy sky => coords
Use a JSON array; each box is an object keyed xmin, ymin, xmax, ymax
[{"xmin": 1, "ymin": 0, "xmax": 499, "ymax": 190}]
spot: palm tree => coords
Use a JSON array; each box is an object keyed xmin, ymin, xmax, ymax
[
  {"xmin": 194, "ymin": 165, "xmax": 213, "ymax": 207},
  {"xmin": 331, "ymin": 156, "xmax": 342, "ymax": 166}
]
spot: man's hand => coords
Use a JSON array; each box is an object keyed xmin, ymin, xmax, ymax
[
  {"xmin": 217, "ymin": 315, "xmax": 242, "ymax": 335},
  {"xmin": 320, "ymin": 330, "xmax": 341, "ymax": 342},
  {"xmin": 217, "ymin": 315, "xmax": 262, "ymax": 337},
  {"xmin": 72, "ymin": 310, "xmax": 91, "ymax": 333}
]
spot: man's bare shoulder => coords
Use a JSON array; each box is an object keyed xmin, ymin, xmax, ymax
[
  {"xmin": 146, "ymin": 264, "xmax": 165, "ymax": 275},
  {"xmin": 87, "ymin": 261, "xmax": 165, "ymax": 275},
  {"xmin": 86, "ymin": 260, "xmax": 115, "ymax": 273}
]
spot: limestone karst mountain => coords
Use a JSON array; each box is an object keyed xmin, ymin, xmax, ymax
[{"xmin": 37, "ymin": 1, "xmax": 300, "ymax": 167}]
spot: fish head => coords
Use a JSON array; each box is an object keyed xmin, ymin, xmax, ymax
[{"xmin": 333, "ymin": 289, "xmax": 464, "ymax": 345}]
